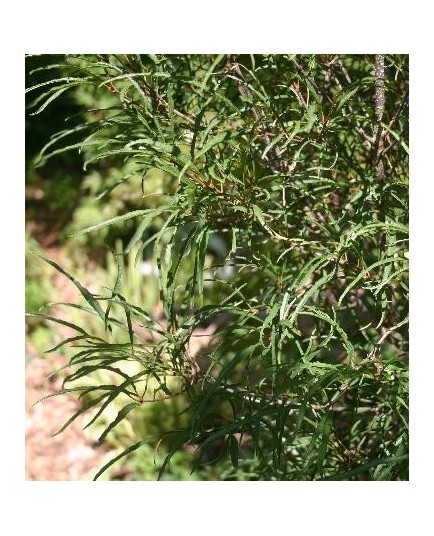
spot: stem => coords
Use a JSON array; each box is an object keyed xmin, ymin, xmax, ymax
[
  {"xmin": 374, "ymin": 54, "xmax": 386, "ymax": 183},
  {"xmin": 226, "ymin": 55, "xmax": 288, "ymax": 173}
]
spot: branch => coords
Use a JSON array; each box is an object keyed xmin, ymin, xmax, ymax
[
  {"xmin": 374, "ymin": 54, "xmax": 386, "ymax": 182},
  {"xmin": 328, "ymin": 57, "xmax": 374, "ymax": 147},
  {"xmin": 226, "ymin": 55, "xmax": 288, "ymax": 173}
]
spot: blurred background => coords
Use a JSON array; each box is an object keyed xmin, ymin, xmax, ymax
[{"xmin": 25, "ymin": 55, "xmax": 225, "ymax": 481}]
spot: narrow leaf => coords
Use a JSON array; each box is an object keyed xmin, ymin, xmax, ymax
[{"xmin": 96, "ymin": 402, "xmax": 139, "ymax": 446}]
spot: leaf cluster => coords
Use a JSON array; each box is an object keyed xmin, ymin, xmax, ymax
[{"xmin": 26, "ymin": 54, "xmax": 408, "ymax": 480}]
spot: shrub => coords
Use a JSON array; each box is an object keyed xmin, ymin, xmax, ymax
[{"xmin": 26, "ymin": 54, "xmax": 409, "ymax": 480}]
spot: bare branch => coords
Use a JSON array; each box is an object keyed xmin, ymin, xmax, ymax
[{"xmin": 374, "ymin": 54, "xmax": 386, "ymax": 182}]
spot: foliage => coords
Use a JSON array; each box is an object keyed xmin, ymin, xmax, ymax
[
  {"xmin": 25, "ymin": 233, "xmax": 52, "ymax": 324},
  {"xmin": 26, "ymin": 54, "xmax": 409, "ymax": 480}
]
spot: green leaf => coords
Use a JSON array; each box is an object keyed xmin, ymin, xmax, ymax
[
  {"xmin": 25, "ymin": 312, "xmax": 89, "ymax": 336},
  {"xmin": 52, "ymin": 390, "xmax": 112, "ymax": 436},
  {"xmin": 336, "ymin": 85, "xmax": 359, "ymax": 111},
  {"xmin": 82, "ymin": 370, "xmax": 147, "ymax": 431},
  {"xmin": 195, "ymin": 131, "xmax": 229, "ymax": 161},
  {"xmin": 96, "ymin": 402, "xmax": 139, "ymax": 446},
  {"xmin": 381, "ymin": 122, "xmax": 409, "ymax": 154},
  {"xmin": 93, "ymin": 438, "xmax": 154, "ymax": 481},
  {"xmin": 252, "ymin": 204, "xmax": 266, "ymax": 227},
  {"xmin": 316, "ymin": 413, "xmax": 333, "ymax": 474},
  {"xmin": 321, "ymin": 455, "xmax": 409, "ymax": 481},
  {"xmin": 338, "ymin": 257, "xmax": 404, "ymax": 305},
  {"xmin": 68, "ymin": 209, "xmax": 154, "ymax": 237},
  {"xmin": 199, "ymin": 54, "xmax": 225, "ymax": 93},
  {"xmin": 27, "ymin": 251, "xmax": 106, "ymax": 324},
  {"xmin": 228, "ymin": 434, "xmax": 240, "ymax": 469}
]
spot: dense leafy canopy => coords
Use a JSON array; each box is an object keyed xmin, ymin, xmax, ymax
[{"xmin": 26, "ymin": 54, "xmax": 408, "ymax": 480}]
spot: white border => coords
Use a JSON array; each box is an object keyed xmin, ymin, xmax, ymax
[{"xmin": 3, "ymin": 1, "xmax": 431, "ymax": 534}]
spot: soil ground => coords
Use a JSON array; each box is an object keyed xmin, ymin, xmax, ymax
[
  {"xmin": 25, "ymin": 247, "xmax": 109, "ymax": 481},
  {"xmin": 25, "ymin": 340, "xmax": 108, "ymax": 481}
]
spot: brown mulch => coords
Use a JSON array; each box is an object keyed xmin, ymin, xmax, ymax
[
  {"xmin": 25, "ymin": 246, "xmax": 110, "ymax": 481},
  {"xmin": 25, "ymin": 343, "xmax": 108, "ymax": 481},
  {"xmin": 25, "ymin": 246, "xmax": 216, "ymax": 481}
]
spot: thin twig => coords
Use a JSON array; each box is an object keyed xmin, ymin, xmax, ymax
[
  {"xmin": 290, "ymin": 57, "xmax": 328, "ymax": 103},
  {"xmin": 329, "ymin": 58, "xmax": 374, "ymax": 147},
  {"xmin": 381, "ymin": 87, "xmax": 409, "ymax": 158},
  {"xmin": 226, "ymin": 55, "xmax": 288, "ymax": 173}
]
